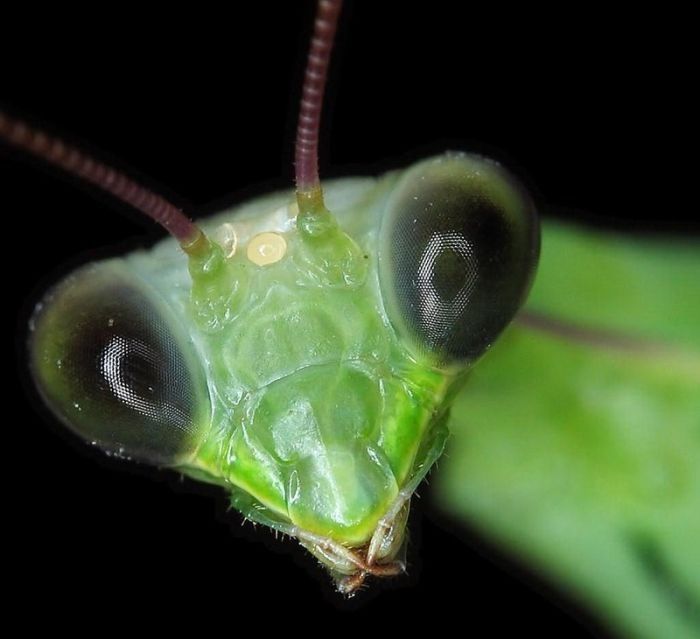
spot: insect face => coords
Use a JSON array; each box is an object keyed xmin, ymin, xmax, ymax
[{"xmin": 28, "ymin": 148, "xmax": 538, "ymax": 587}]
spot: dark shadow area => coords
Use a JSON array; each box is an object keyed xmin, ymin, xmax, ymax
[{"xmin": 423, "ymin": 502, "xmax": 617, "ymax": 637}]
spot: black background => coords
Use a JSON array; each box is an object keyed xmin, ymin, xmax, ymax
[{"xmin": 3, "ymin": 2, "xmax": 693, "ymax": 634}]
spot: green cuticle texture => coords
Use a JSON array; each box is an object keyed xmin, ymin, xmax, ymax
[
  {"xmin": 174, "ymin": 173, "xmax": 457, "ymax": 544},
  {"xmin": 31, "ymin": 154, "xmax": 538, "ymax": 582}
]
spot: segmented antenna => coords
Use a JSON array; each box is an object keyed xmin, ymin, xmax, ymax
[
  {"xmin": 0, "ymin": 110, "xmax": 206, "ymax": 252},
  {"xmin": 295, "ymin": 0, "xmax": 343, "ymax": 214}
]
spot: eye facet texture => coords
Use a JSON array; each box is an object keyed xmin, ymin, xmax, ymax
[
  {"xmin": 29, "ymin": 263, "xmax": 208, "ymax": 465},
  {"xmin": 379, "ymin": 154, "xmax": 540, "ymax": 363}
]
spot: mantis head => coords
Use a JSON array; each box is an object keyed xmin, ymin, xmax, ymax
[{"xmin": 8, "ymin": 0, "xmax": 539, "ymax": 593}]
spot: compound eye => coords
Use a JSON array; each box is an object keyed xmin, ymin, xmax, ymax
[
  {"xmin": 30, "ymin": 262, "xmax": 209, "ymax": 465},
  {"xmin": 379, "ymin": 154, "xmax": 540, "ymax": 364}
]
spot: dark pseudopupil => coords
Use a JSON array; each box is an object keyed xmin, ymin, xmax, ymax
[
  {"xmin": 33, "ymin": 272, "xmax": 201, "ymax": 465},
  {"xmin": 385, "ymin": 160, "xmax": 537, "ymax": 362},
  {"xmin": 71, "ymin": 287, "xmax": 196, "ymax": 461},
  {"xmin": 413, "ymin": 229, "xmax": 479, "ymax": 346},
  {"xmin": 94, "ymin": 333, "xmax": 186, "ymax": 426},
  {"xmin": 394, "ymin": 195, "xmax": 510, "ymax": 355},
  {"xmin": 429, "ymin": 233, "xmax": 477, "ymax": 302}
]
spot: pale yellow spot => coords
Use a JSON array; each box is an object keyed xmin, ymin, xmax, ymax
[
  {"xmin": 247, "ymin": 232, "xmax": 287, "ymax": 266},
  {"xmin": 214, "ymin": 222, "xmax": 238, "ymax": 258}
]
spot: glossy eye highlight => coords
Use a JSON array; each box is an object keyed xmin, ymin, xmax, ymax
[
  {"xmin": 379, "ymin": 154, "xmax": 540, "ymax": 363},
  {"xmin": 29, "ymin": 262, "xmax": 210, "ymax": 465}
]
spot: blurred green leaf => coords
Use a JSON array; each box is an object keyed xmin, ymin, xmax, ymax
[{"xmin": 435, "ymin": 222, "xmax": 700, "ymax": 639}]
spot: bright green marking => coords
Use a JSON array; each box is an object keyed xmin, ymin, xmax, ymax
[{"xmin": 437, "ymin": 221, "xmax": 700, "ymax": 639}]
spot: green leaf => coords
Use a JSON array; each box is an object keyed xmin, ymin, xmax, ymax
[{"xmin": 435, "ymin": 221, "xmax": 700, "ymax": 639}]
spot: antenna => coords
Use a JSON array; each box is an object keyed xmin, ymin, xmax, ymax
[
  {"xmin": 0, "ymin": 110, "xmax": 208, "ymax": 254},
  {"xmin": 295, "ymin": 0, "xmax": 343, "ymax": 218}
]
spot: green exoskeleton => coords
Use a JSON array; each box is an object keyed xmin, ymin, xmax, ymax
[{"xmin": 3, "ymin": 0, "xmax": 538, "ymax": 592}]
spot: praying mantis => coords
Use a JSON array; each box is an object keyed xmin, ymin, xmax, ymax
[{"xmin": 6, "ymin": 2, "xmax": 700, "ymax": 636}]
